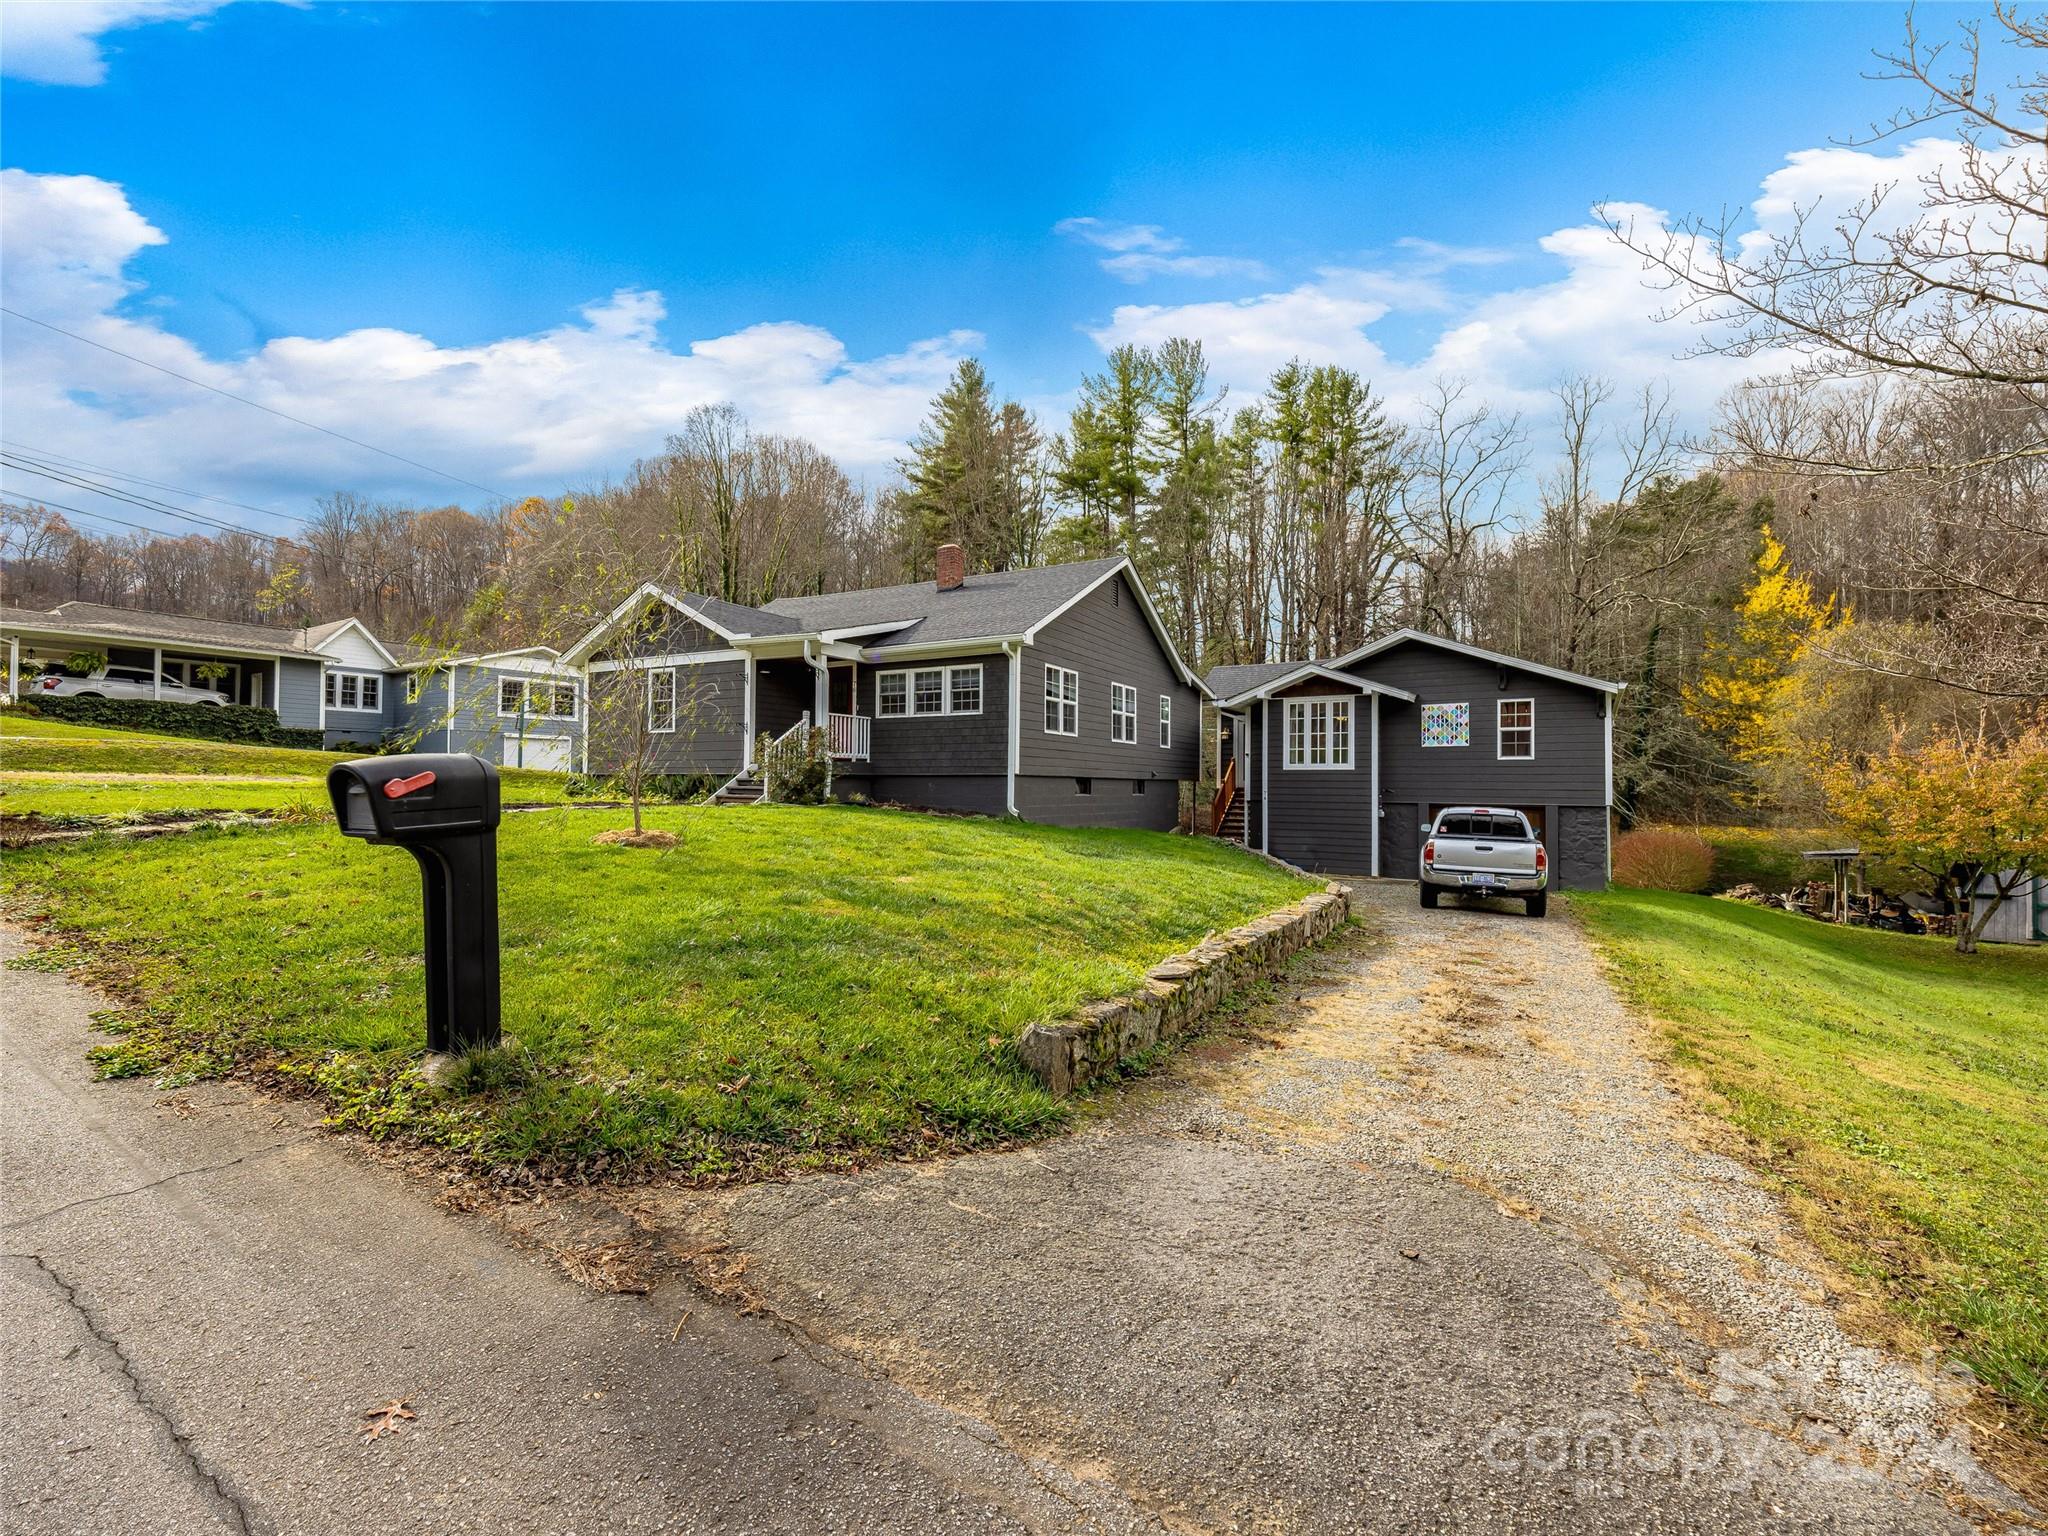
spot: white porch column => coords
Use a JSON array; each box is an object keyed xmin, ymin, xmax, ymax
[
  {"xmin": 742, "ymin": 657, "xmax": 756, "ymax": 770},
  {"xmin": 1369, "ymin": 691, "xmax": 1381, "ymax": 878},
  {"xmin": 5, "ymin": 634, "xmax": 17, "ymax": 702},
  {"xmin": 809, "ymin": 644, "xmax": 829, "ymax": 726},
  {"xmin": 152, "ymin": 647, "xmax": 163, "ymax": 699}
]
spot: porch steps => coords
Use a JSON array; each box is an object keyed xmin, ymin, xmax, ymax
[
  {"xmin": 1216, "ymin": 802, "xmax": 1246, "ymax": 843},
  {"xmin": 714, "ymin": 774, "xmax": 766, "ymax": 805}
]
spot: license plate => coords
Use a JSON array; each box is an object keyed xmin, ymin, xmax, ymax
[{"xmin": 1467, "ymin": 873, "xmax": 1496, "ymax": 887}]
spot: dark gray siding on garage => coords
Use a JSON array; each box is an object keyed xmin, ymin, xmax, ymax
[
  {"xmin": 1019, "ymin": 572, "xmax": 1199, "ymax": 786},
  {"xmin": 1258, "ymin": 682, "xmax": 1376, "ymax": 873},
  {"xmin": 1347, "ymin": 640, "xmax": 1610, "ymax": 890}
]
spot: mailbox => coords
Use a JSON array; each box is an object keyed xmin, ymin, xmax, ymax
[{"xmin": 327, "ymin": 754, "xmax": 503, "ymax": 1055}]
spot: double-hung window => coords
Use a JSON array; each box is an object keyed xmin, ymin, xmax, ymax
[
  {"xmin": 324, "ymin": 671, "xmax": 380, "ymax": 711},
  {"xmin": 1283, "ymin": 696, "xmax": 1353, "ymax": 769},
  {"xmin": 1110, "ymin": 683, "xmax": 1137, "ymax": 744},
  {"xmin": 1158, "ymin": 695, "xmax": 1172, "ymax": 748},
  {"xmin": 877, "ymin": 663, "xmax": 981, "ymax": 717},
  {"xmin": 1497, "ymin": 698, "xmax": 1535, "ymax": 759},
  {"xmin": 648, "ymin": 668, "xmax": 677, "ymax": 733},
  {"xmin": 1044, "ymin": 665, "xmax": 1079, "ymax": 735},
  {"xmin": 498, "ymin": 678, "xmax": 524, "ymax": 715}
]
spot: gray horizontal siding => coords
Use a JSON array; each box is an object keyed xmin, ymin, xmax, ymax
[
  {"xmin": 856, "ymin": 652, "xmax": 1008, "ymax": 778},
  {"xmin": 588, "ymin": 660, "xmax": 746, "ymax": 776},
  {"xmin": 1234, "ymin": 693, "xmax": 1376, "ymax": 873},
  {"xmin": 843, "ymin": 773, "xmax": 1009, "ymax": 818},
  {"xmin": 1018, "ymin": 572, "xmax": 1200, "ymax": 783},
  {"xmin": 275, "ymin": 658, "xmax": 323, "ymax": 730},
  {"xmin": 379, "ymin": 664, "xmax": 583, "ymax": 764}
]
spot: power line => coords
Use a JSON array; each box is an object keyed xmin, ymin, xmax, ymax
[
  {"xmin": 0, "ymin": 438, "xmax": 312, "ymax": 527},
  {"xmin": 0, "ymin": 488, "xmax": 219, "ymax": 544},
  {"xmin": 1, "ymin": 455, "xmax": 289, "ymax": 544},
  {"xmin": 0, "ymin": 305, "xmax": 515, "ymax": 501}
]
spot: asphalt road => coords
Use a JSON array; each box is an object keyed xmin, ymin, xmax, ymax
[{"xmin": 0, "ymin": 928, "xmax": 1165, "ymax": 1536}]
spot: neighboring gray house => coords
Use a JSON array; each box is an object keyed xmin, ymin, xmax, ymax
[
  {"xmin": 1207, "ymin": 631, "xmax": 1621, "ymax": 888},
  {"xmin": 1, "ymin": 602, "xmax": 582, "ymax": 770},
  {"xmin": 565, "ymin": 547, "xmax": 1205, "ymax": 830}
]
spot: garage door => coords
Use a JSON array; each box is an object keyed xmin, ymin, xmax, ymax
[{"xmin": 503, "ymin": 733, "xmax": 573, "ymax": 772}]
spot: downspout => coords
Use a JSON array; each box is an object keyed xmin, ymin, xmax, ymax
[
  {"xmin": 1260, "ymin": 698, "xmax": 1270, "ymax": 854},
  {"xmin": 743, "ymin": 653, "xmax": 756, "ymax": 771},
  {"xmin": 1370, "ymin": 691, "xmax": 1381, "ymax": 878},
  {"xmin": 153, "ymin": 646, "xmax": 162, "ymax": 700},
  {"xmin": 579, "ymin": 665, "xmax": 590, "ymax": 775},
  {"xmin": 1004, "ymin": 641, "xmax": 1021, "ymax": 817},
  {"xmin": 445, "ymin": 664, "xmax": 456, "ymax": 754},
  {"xmin": 1603, "ymin": 699, "xmax": 1614, "ymax": 883}
]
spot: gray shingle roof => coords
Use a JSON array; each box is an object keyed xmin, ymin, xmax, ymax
[
  {"xmin": 760, "ymin": 556, "xmax": 1127, "ymax": 649},
  {"xmin": 2, "ymin": 601, "xmax": 330, "ymax": 656},
  {"xmin": 670, "ymin": 591, "xmax": 807, "ymax": 637},
  {"xmin": 1204, "ymin": 661, "xmax": 1306, "ymax": 699}
]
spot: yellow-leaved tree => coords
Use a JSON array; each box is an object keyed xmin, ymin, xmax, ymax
[
  {"xmin": 1824, "ymin": 718, "xmax": 2048, "ymax": 955},
  {"xmin": 1683, "ymin": 525, "xmax": 1841, "ymax": 778}
]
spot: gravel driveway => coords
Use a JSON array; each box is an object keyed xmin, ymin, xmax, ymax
[{"xmin": 651, "ymin": 882, "xmax": 2038, "ymax": 1535}]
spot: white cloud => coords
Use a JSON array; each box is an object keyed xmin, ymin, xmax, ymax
[
  {"xmin": 1056, "ymin": 215, "xmax": 1268, "ymax": 284},
  {"xmin": 0, "ymin": 1, "xmax": 231, "ymax": 86},
  {"xmin": 0, "ymin": 169, "xmax": 975, "ymax": 522},
  {"xmin": 1085, "ymin": 135, "xmax": 1992, "ymax": 431}
]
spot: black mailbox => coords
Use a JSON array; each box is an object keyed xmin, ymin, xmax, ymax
[{"xmin": 327, "ymin": 753, "xmax": 502, "ymax": 1056}]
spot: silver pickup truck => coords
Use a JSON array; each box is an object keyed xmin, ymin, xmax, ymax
[{"xmin": 1418, "ymin": 806, "xmax": 1549, "ymax": 917}]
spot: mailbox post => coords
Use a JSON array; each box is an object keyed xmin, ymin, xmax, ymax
[{"xmin": 327, "ymin": 753, "xmax": 503, "ymax": 1055}]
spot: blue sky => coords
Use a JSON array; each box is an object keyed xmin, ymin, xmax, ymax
[{"xmin": 0, "ymin": 1, "xmax": 1984, "ymax": 527}]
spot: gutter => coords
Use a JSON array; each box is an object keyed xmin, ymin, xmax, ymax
[{"xmin": 1003, "ymin": 640, "xmax": 1022, "ymax": 816}]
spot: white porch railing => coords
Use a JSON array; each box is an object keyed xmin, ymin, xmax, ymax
[{"xmin": 827, "ymin": 711, "xmax": 870, "ymax": 762}]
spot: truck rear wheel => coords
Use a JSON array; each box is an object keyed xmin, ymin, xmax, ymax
[
  {"xmin": 1419, "ymin": 884, "xmax": 1439, "ymax": 909},
  {"xmin": 1526, "ymin": 891, "xmax": 1548, "ymax": 918}
]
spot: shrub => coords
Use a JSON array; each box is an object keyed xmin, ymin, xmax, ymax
[
  {"xmin": 14, "ymin": 696, "xmax": 326, "ymax": 748},
  {"xmin": 1613, "ymin": 828, "xmax": 1717, "ymax": 892},
  {"xmin": 756, "ymin": 726, "xmax": 831, "ymax": 804}
]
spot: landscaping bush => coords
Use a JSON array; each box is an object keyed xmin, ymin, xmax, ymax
[
  {"xmin": 1613, "ymin": 827, "xmax": 1717, "ymax": 891},
  {"xmin": 13, "ymin": 696, "xmax": 326, "ymax": 748}
]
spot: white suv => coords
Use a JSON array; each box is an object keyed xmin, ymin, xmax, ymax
[{"xmin": 35, "ymin": 665, "xmax": 230, "ymax": 707}]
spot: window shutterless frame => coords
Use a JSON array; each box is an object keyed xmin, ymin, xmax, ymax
[
  {"xmin": 1282, "ymin": 696, "xmax": 1354, "ymax": 769},
  {"xmin": 1158, "ymin": 694, "xmax": 1171, "ymax": 748},
  {"xmin": 497, "ymin": 677, "xmax": 579, "ymax": 720},
  {"xmin": 648, "ymin": 667, "xmax": 678, "ymax": 733},
  {"xmin": 1497, "ymin": 697, "xmax": 1535, "ymax": 759},
  {"xmin": 876, "ymin": 663, "xmax": 982, "ymax": 717},
  {"xmin": 1044, "ymin": 664, "xmax": 1079, "ymax": 735},
  {"xmin": 324, "ymin": 670, "xmax": 382, "ymax": 712},
  {"xmin": 1110, "ymin": 682, "xmax": 1136, "ymax": 744}
]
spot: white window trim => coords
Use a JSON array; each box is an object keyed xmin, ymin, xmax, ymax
[
  {"xmin": 324, "ymin": 669, "xmax": 382, "ymax": 713},
  {"xmin": 1158, "ymin": 694, "xmax": 1172, "ymax": 748},
  {"xmin": 1043, "ymin": 664, "xmax": 1079, "ymax": 736},
  {"xmin": 497, "ymin": 676, "xmax": 580, "ymax": 721},
  {"xmin": 648, "ymin": 667, "xmax": 678, "ymax": 734},
  {"xmin": 1283, "ymin": 695, "xmax": 1355, "ymax": 771},
  {"xmin": 876, "ymin": 662, "xmax": 982, "ymax": 717},
  {"xmin": 1497, "ymin": 697, "xmax": 1535, "ymax": 760},
  {"xmin": 1109, "ymin": 681, "xmax": 1137, "ymax": 745}
]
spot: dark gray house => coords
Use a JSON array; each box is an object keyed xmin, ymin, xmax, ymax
[
  {"xmin": 1206, "ymin": 631, "xmax": 1621, "ymax": 888},
  {"xmin": 566, "ymin": 547, "xmax": 1205, "ymax": 829},
  {"xmin": 1, "ymin": 603, "xmax": 583, "ymax": 769}
]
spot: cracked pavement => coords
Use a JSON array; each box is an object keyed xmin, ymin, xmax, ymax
[{"xmin": 0, "ymin": 927, "xmax": 1171, "ymax": 1535}]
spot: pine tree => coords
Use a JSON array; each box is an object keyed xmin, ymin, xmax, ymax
[{"xmin": 899, "ymin": 360, "xmax": 999, "ymax": 566}]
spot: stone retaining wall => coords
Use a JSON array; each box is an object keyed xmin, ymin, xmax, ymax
[{"xmin": 1015, "ymin": 881, "xmax": 1352, "ymax": 1096}]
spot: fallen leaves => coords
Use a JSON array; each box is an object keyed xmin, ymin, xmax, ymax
[{"xmin": 360, "ymin": 1399, "xmax": 415, "ymax": 1442}]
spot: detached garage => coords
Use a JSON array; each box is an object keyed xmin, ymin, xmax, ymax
[{"xmin": 1207, "ymin": 631, "xmax": 1621, "ymax": 889}]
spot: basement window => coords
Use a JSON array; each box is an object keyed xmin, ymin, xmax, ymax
[{"xmin": 1074, "ymin": 777, "xmax": 1092, "ymax": 795}]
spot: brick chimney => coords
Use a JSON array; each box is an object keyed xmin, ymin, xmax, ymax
[{"xmin": 935, "ymin": 542, "xmax": 967, "ymax": 591}]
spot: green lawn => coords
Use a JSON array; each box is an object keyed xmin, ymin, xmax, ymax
[
  {"xmin": 1, "ymin": 804, "xmax": 1315, "ymax": 1173},
  {"xmin": 1575, "ymin": 888, "xmax": 2048, "ymax": 1434},
  {"xmin": 0, "ymin": 713, "xmax": 590, "ymax": 815}
]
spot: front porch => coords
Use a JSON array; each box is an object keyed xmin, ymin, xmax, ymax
[{"xmin": 749, "ymin": 653, "xmax": 870, "ymax": 764}]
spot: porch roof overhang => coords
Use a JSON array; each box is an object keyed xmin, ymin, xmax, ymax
[
  {"xmin": 1212, "ymin": 663, "xmax": 1416, "ymax": 710},
  {"xmin": 0, "ymin": 620, "xmax": 315, "ymax": 664}
]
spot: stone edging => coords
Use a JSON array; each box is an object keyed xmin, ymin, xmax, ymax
[{"xmin": 1015, "ymin": 880, "xmax": 1352, "ymax": 1096}]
